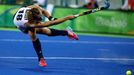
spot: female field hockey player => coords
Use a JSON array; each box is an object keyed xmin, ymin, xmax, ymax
[{"xmin": 13, "ymin": 4, "xmax": 78, "ymax": 67}]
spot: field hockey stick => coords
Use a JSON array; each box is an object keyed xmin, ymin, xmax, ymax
[{"xmin": 74, "ymin": 0, "xmax": 110, "ymax": 17}]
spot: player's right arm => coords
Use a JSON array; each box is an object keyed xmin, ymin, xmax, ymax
[
  {"xmin": 40, "ymin": 15, "xmax": 76, "ymax": 26},
  {"xmin": 26, "ymin": 15, "xmax": 76, "ymax": 28}
]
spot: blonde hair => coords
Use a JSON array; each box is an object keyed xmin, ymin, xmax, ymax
[{"xmin": 27, "ymin": 8, "xmax": 41, "ymax": 22}]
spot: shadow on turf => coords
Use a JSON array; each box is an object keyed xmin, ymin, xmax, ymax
[{"xmin": 18, "ymin": 66, "xmax": 86, "ymax": 74}]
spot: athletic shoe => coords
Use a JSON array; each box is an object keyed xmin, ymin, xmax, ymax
[
  {"xmin": 67, "ymin": 30, "xmax": 79, "ymax": 40},
  {"xmin": 39, "ymin": 58, "xmax": 47, "ymax": 67}
]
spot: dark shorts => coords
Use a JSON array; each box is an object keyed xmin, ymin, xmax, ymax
[{"xmin": 18, "ymin": 26, "xmax": 29, "ymax": 34}]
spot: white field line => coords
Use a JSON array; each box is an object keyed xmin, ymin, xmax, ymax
[
  {"xmin": 0, "ymin": 39, "xmax": 134, "ymax": 45},
  {"xmin": 0, "ymin": 57, "xmax": 134, "ymax": 61}
]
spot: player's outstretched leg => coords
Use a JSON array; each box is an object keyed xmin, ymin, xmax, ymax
[
  {"xmin": 36, "ymin": 28, "xmax": 79, "ymax": 40},
  {"xmin": 43, "ymin": 28, "xmax": 79, "ymax": 40},
  {"xmin": 50, "ymin": 28, "xmax": 78, "ymax": 40},
  {"xmin": 66, "ymin": 29, "xmax": 78, "ymax": 40}
]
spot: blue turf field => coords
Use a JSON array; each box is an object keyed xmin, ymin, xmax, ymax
[{"xmin": 0, "ymin": 30, "xmax": 134, "ymax": 75}]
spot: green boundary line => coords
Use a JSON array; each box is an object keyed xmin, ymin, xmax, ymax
[
  {"xmin": 78, "ymin": 32, "xmax": 134, "ymax": 39},
  {"xmin": 0, "ymin": 27, "xmax": 19, "ymax": 31},
  {"xmin": 0, "ymin": 28, "xmax": 134, "ymax": 39}
]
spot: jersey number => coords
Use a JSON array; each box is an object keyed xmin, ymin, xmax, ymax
[
  {"xmin": 16, "ymin": 14, "xmax": 23, "ymax": 20},
  {"xmin": 16, "ymin": 10, "xmax": 24, "ymax": 21}
]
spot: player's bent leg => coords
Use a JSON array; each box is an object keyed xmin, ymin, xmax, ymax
[
  {"xmin": 28, "ymin": 30, "xmax": 47, "ymax": 67},
  {"xmin": 39, "ymin": 58, "xmax": 47, "ymax": 67},
  {"xmin": 32, "ymin": 38, "xmax": 47, "ymax": 67}
]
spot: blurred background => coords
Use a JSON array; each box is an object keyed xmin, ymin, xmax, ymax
[{"xmin": 0, "ymin": 0, "xmax": 134, "ymax": 35}]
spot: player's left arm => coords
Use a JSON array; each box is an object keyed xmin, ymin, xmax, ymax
[
  {"xmin": 41, "ymin": 9, "xmax": 57, "ymax": 21},
  {"xmin": 36, "ymin": 5, "xmax": 57, "ymax": 21},
  {"xmin": 27, "ymin": 4, "xmax": 57, "ymax": 21}
]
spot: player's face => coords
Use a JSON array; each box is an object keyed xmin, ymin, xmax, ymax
[{"xmin": 33, "ymin": 13, "xmax": 42, "ymax": 21}]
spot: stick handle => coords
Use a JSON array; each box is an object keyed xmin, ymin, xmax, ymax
[{"xmin": 74, "ymin": 0, "xmax": 110, "ymax": 17}]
